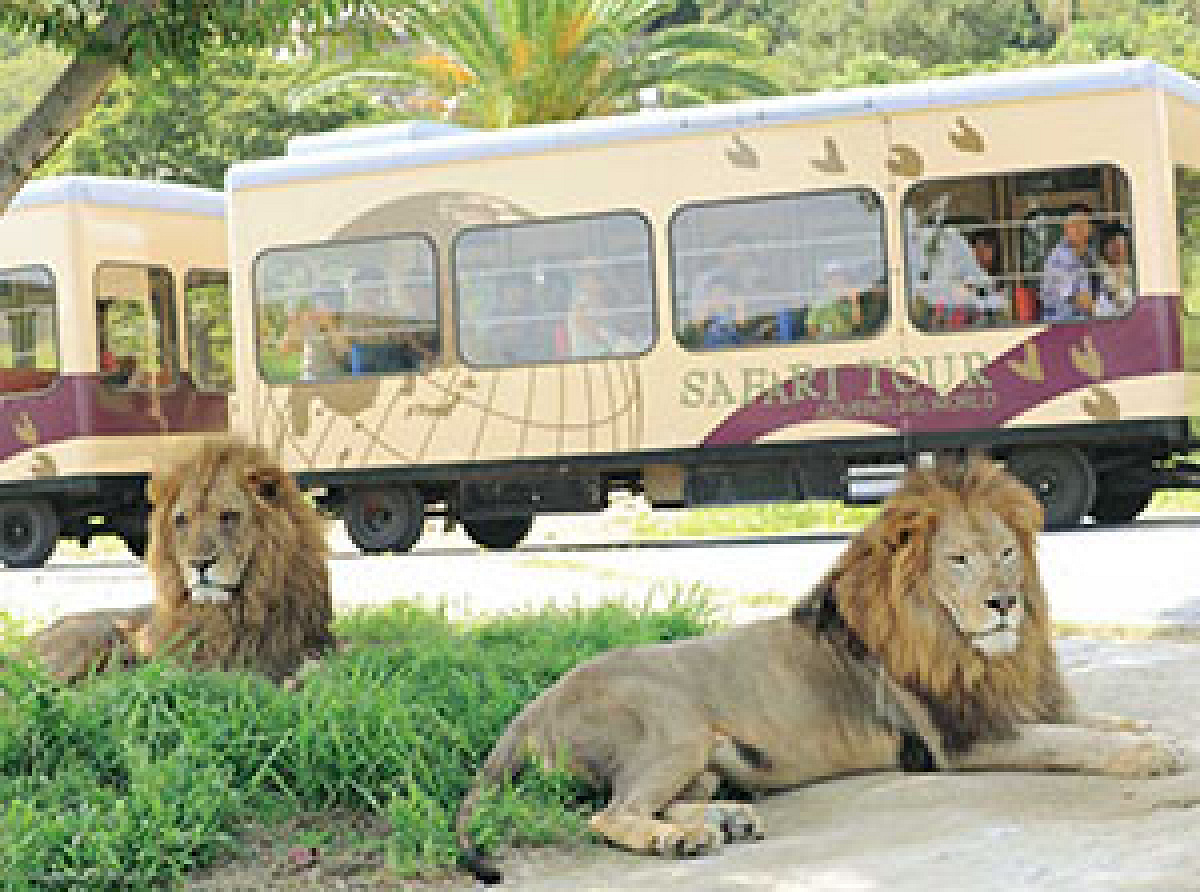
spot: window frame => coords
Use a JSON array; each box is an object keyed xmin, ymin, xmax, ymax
[
  {"xmin": 183, "ymin": 267, "xmax": 233, "ymax": 393},
  {"xmin": 668, "ymin": 187, "xmax": 892, "ymax": 353},
  {"xmin": 451, "ymin": 208, "xmax": 659, "ymax": 370},
  {"xmin": 0, "ymin": 263, "xmax": 59, "ymax": 400},
  {"xmin": 93, "ymin": 262, "xmax": 179, "ymax": 392},
  {"xmin": 901, "ymin": 161, "xmax": 1138, "ymax": 335},
  {"xmin": 251, "ymin": 231, "xmax": 441, "ymax": 384}
]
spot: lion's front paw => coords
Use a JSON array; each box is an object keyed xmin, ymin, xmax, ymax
[
  {"xmin": 1103, "ymin": 734, "xmax": 1185, "ymax": 778},
  {"xmin": 653, "ymin": 821, "xmax": 723, "ymax": 858},
  {"xmin": 665, "ymin": 802, "xmax": 765, "ymax": 843}
]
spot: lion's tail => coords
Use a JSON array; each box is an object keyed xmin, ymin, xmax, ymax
[{"xmin": 456, "ymin": 703, "xmax": 540, "ymax": 886}]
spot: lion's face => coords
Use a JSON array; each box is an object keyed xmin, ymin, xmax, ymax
[
  {"xmin": 167, "ymin": 472, "xmax": 258, "ymax": 603},
  {"xmin": 150, "ymin": 443, "xmax": 288, "ymax": 606},
  {"xmin": 927, "ymin": 502, "xmax": 1027, "ymax": 657}
]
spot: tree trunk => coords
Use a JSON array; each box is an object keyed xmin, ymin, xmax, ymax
[{"xmin": 0, "ymin": 11, "xmax": 132, "ymax": 212}]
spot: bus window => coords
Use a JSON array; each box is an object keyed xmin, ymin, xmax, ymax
[
  {"xmin": 1176, "ymin": 166, "xmax": 1200, "ymax": 317},
  {"xmin": 185, "ymin": 269, "xmax": 232, "ymax": 391},
  {"xmin": 255, "ymin": 236, "xmax": 438, "ymax": 382},
  {"xmin": 0, "ymin": 266, "xmax": 57, "ymax": 395},
  {"xmin": 671, "ymin": 190, "xmax": 887, "ymax": 350},
  {"xmin": 905, "ymin": 164, "xmax": 1134, "ymax": 331},
  {"xmin": 94, "ymin": 265, "xmax": 176, "ymax": 391},
  {"xmin": 456, "ymin": 213, "xmax": 654, "ymax": 366}
]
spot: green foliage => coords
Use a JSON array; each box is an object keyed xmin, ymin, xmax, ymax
[
  {"xmin": 0, "ymin": 0, "xmax": 388, "ymax": 72},
  {"xmin": 0, "ymin": 33, "xmax": 65, "ymax": 137},
  {"xmin": 39, "ymin": 49, "xmax": 383, "ymax": 189},
  {"xmin": 294, "ymin": 0, "xmax": 781, "ymax": 128},
  {"xmin": 0, "ymin": 596, "xmax": 715, "ymax": 887}
]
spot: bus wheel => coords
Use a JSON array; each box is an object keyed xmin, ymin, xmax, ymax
[
  {"xmin": 461, "ymin": 515, "xmax": 534, "ymax": 550},
  {"xmin": 0, "ymin": 498, "xmax": 60, "ymax": 568},
  {"xmin": 1006, "ymin": 446, "xmax": 1096, "ymax": 530},
  {"xmin": 343, "ymin": 485, "xmax": 424, "ymax": 554},
  {"xmin": 115, "ymin": 520, "xmax": 149, "ymax": 560},
  {"xmin": 1090, "ymin": 483, "xmax": 1153, "ymax": 525}
]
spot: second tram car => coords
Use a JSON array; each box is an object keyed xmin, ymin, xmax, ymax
[
  {"xmin": 226, "ymin": 60, "xmax": 1200, "ymax": 551},
  {"xmin": 0, "ymin": 176, "xmax": 230, "ymax": 565}
]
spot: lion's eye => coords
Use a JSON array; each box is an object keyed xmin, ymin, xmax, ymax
[
  {"xmin": 948, "ymin": 554, "xmax": 969, "ymax": 567},
  {"xmin": 1001, "ymin": 546, "xmax": 1016, "ymax": 560},
  {"xmin": 220, "ymin": 510, "xmax": 241, "ymax": 530},
  {"xmin": 173, "ymin": 512, "xmax": 187, "ymax": 529}
]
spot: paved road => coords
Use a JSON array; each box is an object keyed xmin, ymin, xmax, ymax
[{"xmin": 4, "ymin": 516, "xmax": 1198, "ymax": 631}]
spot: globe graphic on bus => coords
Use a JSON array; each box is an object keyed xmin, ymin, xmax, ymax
[{"xmin": 260, "ymin": 190, "xmax": 645, "ymax": 469}]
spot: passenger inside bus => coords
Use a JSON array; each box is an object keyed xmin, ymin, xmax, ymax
[
  {"xmin": 96, "ymin": 299, "xmax": 136, "ymax": 389},
  {"xmin": 1096, "ymin": 222, "xmax": 1135, "ymax": 317},
  {"xmin": 1039, "ymin": 202, "xmax": 1101, "ymax": 321},
  {"xmin": 806, "ymin": 261, "xmax": 863, "ymax": 339},
  {"xmin": 344, "ymin": 264, "xmax": 430, "ymax": 375},
  {"xmin": 565, "ymin": 261, "xmax": 635, "ymax": 357},
  {"xmin": 694, "ymin": 275, "xmax": 745, "ymax": 347},
  {"xmin": 280, "ymin": 281, "xmax": 350, "ymax": 379},
  {"xmin": 966, "ymin": 229, "xmax": 1012, "ymax": 325}
]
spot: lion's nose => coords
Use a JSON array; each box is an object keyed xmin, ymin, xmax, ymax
[
  {"xmin": 986, "ymin": 594, "xmax": 1018, "ymax": 615},
  {"xmin": 190, "ymin": 556, "xmax": 217, "ymax": 575}
]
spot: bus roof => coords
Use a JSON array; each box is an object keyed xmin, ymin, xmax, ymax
[
  {"xmin": 9, "ymin": 175, "xmax": 225, "ymax": 217},
  {"xmin": 227, "ymin": 58, "xmax": 1200, "ymax": 193}
]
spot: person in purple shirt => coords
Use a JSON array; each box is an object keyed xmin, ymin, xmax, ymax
[{"xmin": 1039, "ymin": 202, "xmax": 1101, "ymax": 321}]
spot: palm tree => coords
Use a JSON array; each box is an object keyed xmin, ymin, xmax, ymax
[{"xmin": 293, "ymin": 0, "xmax": 781, "ymax": 129}]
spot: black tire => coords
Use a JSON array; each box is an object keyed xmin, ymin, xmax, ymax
[
  {"xmin": 1006, "ymin": 446, "xmax": 1096, "ymax": 530},
  {"xmin": 342, "ymin": 485, "xmax": 424, "ymax": 553},
  {"xmin": 0, "ymin": 498, "xmax": 60, "ymax": 568},
  {"xmin": 112, "ymin": 510, "xmax": 150, "ymax": 560},
  {"xmin": 461, "ymin": 515, "xmax": 534, "ymax": 551},
  {"xmin": 1090, "ymin": 484, "xmax": 1153, "ymax": 525},
  {"xmin": 117, "ymin": 527, "xmax": 149, "ymax": 560}
]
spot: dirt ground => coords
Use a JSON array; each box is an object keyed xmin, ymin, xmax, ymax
[{"xmin": 187, "ymin": 637, "xmax": 1200, "ymax": 892}]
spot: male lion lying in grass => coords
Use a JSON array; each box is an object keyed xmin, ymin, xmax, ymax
[
  {"xmin": 31, "ymin": 438, "xmax": 335, "ymax": 683},
  {"xmin": 457, "ymin": 456, "xmax": 1183, "ymax": 884}
]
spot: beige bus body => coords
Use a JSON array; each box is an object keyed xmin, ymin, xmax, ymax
[
  {"xmin": 227, "ymin": 61, "xmax": 1200, "ymax": 544},
  {"xmin": 0, "ymin": 177, "xmax": 228, "ymax": 565}
]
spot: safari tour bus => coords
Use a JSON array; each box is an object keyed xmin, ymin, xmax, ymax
[
  {"xmin": 0, "ymin": 176, "xmax": 230, "ymax": 566},
  {"xmin": 226, "ymin": 59, "xmax": 1200, "ymax": 553}
]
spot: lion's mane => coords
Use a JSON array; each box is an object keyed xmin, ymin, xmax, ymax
[
  {"xmin": 815, "ymin": 457, "xmax": 1074, "ymax": 751},
  {"xmin": 143, "ymin": 438, "xmax": 335, "ymax": 681}
]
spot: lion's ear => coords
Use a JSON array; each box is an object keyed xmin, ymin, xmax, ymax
[
  {"xmin": 878, "ymin": 505, "xmax": 937, "ymax": 553},
  {"xmin": 246, "ymin": 467, "xmax": 284, "ymax": 502}
]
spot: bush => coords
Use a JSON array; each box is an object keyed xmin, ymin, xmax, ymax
[{"xmin": 0, "ymin": 596, "xmax": 715, "ymax": 889}]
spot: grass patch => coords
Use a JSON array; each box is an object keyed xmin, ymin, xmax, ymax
[
  {"xmin": 1148, "ymin": 490, "xmax": 1200, "ymax": 514},
  {"xmin": 634, "ymin": 501, "xmax": 880, "ymax": 538},
  {"xmin": 634, "ymin": 489, "xmax": 1199, "ymax": 540},
  {"xmin": 0, "ymin": 596, "xmax": 716, "ymax": 890},
  {"xmin": 1053, "ymin": 621, "xmax": 1200, "ymax": 642}
]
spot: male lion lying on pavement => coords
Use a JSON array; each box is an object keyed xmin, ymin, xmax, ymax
[
  {"xmin": 31, "ymin": 438, "xmax": 335, "ymax": 683},
  {"xmin": 457, "ymin": 456, "xmax": 1182, "ymax": 884}
]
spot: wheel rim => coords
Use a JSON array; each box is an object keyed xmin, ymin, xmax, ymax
[
  {"xmin": 1, "ymin": 509, "xmax": 33, "ymax": 551},
  {"xmin": 1026, "ymin": 464, "xmax": 1062, "ymax": 505},
  {"xmin": 345, "ymin": 487, "xmax": 422, "ymax": 551},
  {"xmin": 1008, "ymin": 447, "xmax": 1094, "ymax": 529},
  {"xmin": 359, "ymin": 493, "xmax": 397, "ymax": 537}
]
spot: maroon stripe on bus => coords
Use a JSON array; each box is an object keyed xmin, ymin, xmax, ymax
[
  {"xmin": 0, "ymin": 375, "xmax": 227, "ymax": 465},
  {"xmin": 703, "ymin": 294, "xmax": 1183, "ymax": 446}
]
